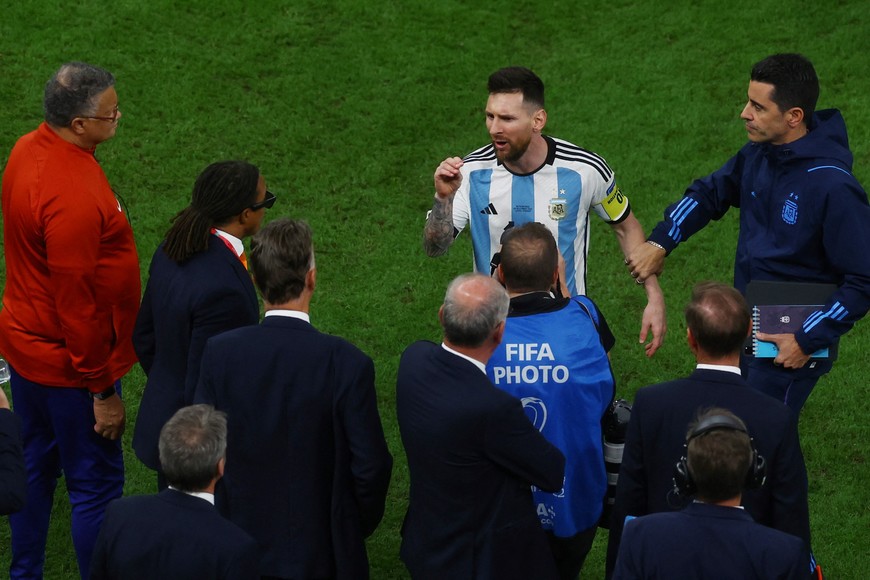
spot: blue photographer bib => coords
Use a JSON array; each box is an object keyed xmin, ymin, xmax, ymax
[{"xmin": 486, "ymin": 296, "xmax": 615, "ymax": 536}]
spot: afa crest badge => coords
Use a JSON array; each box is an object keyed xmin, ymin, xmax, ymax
[
  {"xmin": 782, "ymin": 193, "xmax": 798, "ymax": 225},
  {"xmin": 548, "ymin": 198, "xmax": 566, "ymax": 221}
]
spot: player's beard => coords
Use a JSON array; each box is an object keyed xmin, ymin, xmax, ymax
[{"xmin": 495, "ymin": 136, "xmax": 531, "ymax": 165}]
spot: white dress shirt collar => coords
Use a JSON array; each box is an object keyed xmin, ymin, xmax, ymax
[
  {"xmin": 264, "ymin": 309, "xmax": 311, "ymax": 324},
  {"xmin": 696, "ymin": 363, "xmax": 742, "ymax": 376},
  {"xmin": 168, "ymin": 486, "xmax": 215, "ymax": 505},
  {"xmin": 442, "ymin": 343, "xmax": 487, "ymax": 374},
  {"xmin": 212, "ymin": 228, "xmax": 244, "ymax": 257}
]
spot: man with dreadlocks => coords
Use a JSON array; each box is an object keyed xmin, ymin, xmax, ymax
[{"xmin": 132, "ymin": 160, "xmax": 276, "ymax": 489}]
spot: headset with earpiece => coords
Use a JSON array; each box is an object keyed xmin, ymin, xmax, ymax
[{"xmin": 672, "ymin": 413, "xmax": 767, "ymax": 497}]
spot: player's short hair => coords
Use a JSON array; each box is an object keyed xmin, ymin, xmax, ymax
[
  {"xmin": 163, "ymin": 161, "xmax": 261, "ymax": 263},
  {"xmin": 686, "ymin": 409, "xmax": 753, "ymax": 503},
  {"xmin": 751, "ymin": 53, "xmax": 819, "ymax": 123},
  {"xmin": 250, "ymin": 217, "xmax": 314, "ymax": 305},
  {"xmin": 441, "ymin": 273, "xmax": 509, "ymax": 348},
  {"xmin": 158, "ymin": 404, "xmax": 227, "ymax": 493},
  {"xmin": 488, "ymin": 66, "xmax": 545, "ymax": 110},
  {"xmin": 44, "ymin": 62, "xmax": 115, "ymax": 127},
  {"xmin": 684, "ymin": 281, "xmax": 750, "ymax": 357},
  {"xmin": 500, "ymin": 222, "xmax": 558, "ymax": 293}
]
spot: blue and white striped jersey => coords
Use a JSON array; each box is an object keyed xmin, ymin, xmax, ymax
[{"xmin": 452, "ymin": 135, "xmax": 629, "ymax": 295}]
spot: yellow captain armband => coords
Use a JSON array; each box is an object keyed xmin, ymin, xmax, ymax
[{"xmin": 600, "ymin": 183, "xmax": 630, "ymax": 221}]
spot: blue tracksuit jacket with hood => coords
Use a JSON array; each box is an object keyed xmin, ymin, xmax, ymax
[{"xmin": 648, "ymin": 109, "xmax": 870, "ymax": 355}]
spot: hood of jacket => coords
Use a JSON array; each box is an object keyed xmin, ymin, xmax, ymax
[{"xmin": 756, "ymin": 108, "xmax": 853, "ymax": 169}]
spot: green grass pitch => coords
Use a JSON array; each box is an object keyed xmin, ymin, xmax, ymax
[{"xmin": 1, "ymin": 1, "xmax": 868, "ymax": 577}]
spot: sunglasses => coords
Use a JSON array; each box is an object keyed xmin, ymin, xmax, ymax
[{"xmin": 250, "ymin": 190, "xmax": 277, "ymax": 211}]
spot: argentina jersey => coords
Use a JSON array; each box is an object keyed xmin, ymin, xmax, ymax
[{"xmin": 452, "ymin": 136, "xmax": 628, "ymax": 295}]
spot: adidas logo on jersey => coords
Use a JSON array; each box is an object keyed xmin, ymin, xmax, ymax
[{"xmin": 480, "ymin": 203, "xmax": 498, "ymax": 215}]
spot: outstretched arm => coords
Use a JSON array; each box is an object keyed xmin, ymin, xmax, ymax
[
  {"xmin": 610, "ymin": 212, "xmax": 667, "ymax": 357},
  {"xmin": 423, "ymin": 157, "xmax": 463, "ymax": 256}
]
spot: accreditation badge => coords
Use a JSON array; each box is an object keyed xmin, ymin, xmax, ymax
[{"xmin": 548, "ymin": 198, "xmax": 567, "ymax": 220}]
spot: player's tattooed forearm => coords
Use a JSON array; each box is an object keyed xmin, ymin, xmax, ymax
[{"xmin": 423, "ymin": 198, "xmax": 454, "ymax": 257}]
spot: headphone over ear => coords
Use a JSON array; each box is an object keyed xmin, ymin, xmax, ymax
[{"xmin": 672, "ymin": 414, "xmax": 767, "ymax": 498}]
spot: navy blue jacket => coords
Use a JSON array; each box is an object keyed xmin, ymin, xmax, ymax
[
  {"xmin": 195, "ymin": 316, "xmax": 393, "ymax": 579},
  {"xmin": 132, "ymin": 237, "xmax": 259, "ymax": 470},
  {"xmin": 606, "ymin": 369, "xmax": 810, "ymax": 577},
  {"xmin": 0, "ymin": 409, "xmax": 26, "ymax": 515},
  {"xmin": 90, "ymin": 489, "xmax": 259, "ymax": 580},
  {"xmin": 648, "ymin": 110, "xmax": 870, "ymax": 354},
  {"xmin": 613, "ymin": 502, "xmax": 808, "ymax": 580},
  {"xmin": 397, "ymin": 341, "xmax": 565, "ymax": 579}
]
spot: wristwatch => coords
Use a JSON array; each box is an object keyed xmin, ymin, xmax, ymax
[{"xmin": 90, "ymin": 385, "xmax": 117, "ymax": 400}]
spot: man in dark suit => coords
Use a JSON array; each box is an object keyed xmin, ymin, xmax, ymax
[
  {"xmin": 397, "ymin": 272, "xmax": 566, "ymax": 580},
  {"xmin": 606, "ymin": 281, "xmax": 812, "ymax": 578},
  {"xmin": 90, "ymin": 404, "xmax": 258, "ymax": 580},
  {"xmin": 0, "ymin": 383, "xmax": 26, "ymax": 515},
  {"xmin": 133, "ymin": 161, "xmax": 267, "ymax": 487},
  {"xmin": 613, "ymin": 409, "xmax": 808, "ymax": 579},
  {"xmin": 194, "ymin": 218, "xmax": 393, "ymax": 580}
]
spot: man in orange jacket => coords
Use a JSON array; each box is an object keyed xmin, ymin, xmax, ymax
[{"xmin": 0, "ymin": 62, "xmax": 140, "ymax": 580}]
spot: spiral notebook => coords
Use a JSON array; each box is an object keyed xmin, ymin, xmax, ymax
[
  {"xmin": 744, "ymin": 280, "xmax": 838, "ymax": 360},
  {"xmin": 752, "ymin": 304, "xmax": 830, "ymax": 358}
]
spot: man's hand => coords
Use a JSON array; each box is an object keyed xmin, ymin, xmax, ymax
[
  {"xmin": 434, "ymin": 157, "xmax": 464, "ymax": 199},
  {"xmin": 94, "ymin": 394, "xmax": 126, "ymax": 440},
  {"xmin": 626, "ymin": 241, "xmax": 666, "ymax": 283},
  {"xmin": 755, "ymin": 332, "xmax": 811, "ymax": 369},
  {"xmin": 639, "ymin": 275, "xmax": 666, "ymax": 357}
]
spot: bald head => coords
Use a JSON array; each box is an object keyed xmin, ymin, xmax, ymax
[
  {"xmin": 44, "ymin": 62, "xmax": 115, "ymax": 128},
  {"xmin": 499, "ymin": 222, "xmax": 558, "ymax": 293},
  {"xmin": 441, "ymin": 273, "xmax": 509, "ymax": 348},
  {"xmin": 685, "ymin": 281, "xmax": 751, "ymax": 358}
]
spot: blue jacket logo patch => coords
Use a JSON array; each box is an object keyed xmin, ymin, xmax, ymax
[{"xmin": 782, "ymin": 195, "xmax": 798, "ymax": 225}]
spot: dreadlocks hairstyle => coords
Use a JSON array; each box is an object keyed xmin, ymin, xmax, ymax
[{"xmin": 163, "ymin": 161, "xmax": 260, "ymax": 263}]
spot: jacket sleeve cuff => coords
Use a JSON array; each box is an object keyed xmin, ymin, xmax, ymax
[
  {"xmin": 647, "ymin": 230, "xmax": 677, "ymax": 255},
  {"xmin": 83, "ymin": 376, "xmax": 116, "ymax": 394},
  {"xmin": 794, "ymin": 329, "xmax": 826, "ymax": 356}
]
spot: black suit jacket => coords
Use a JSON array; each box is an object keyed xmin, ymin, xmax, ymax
[
  {"xmin": 396, "ymin": 341, "xmax": 566, "ymax": 580},
  {"xmin": 606, "ymin": 368, "xmax": 810, "ymax": 576},
  {"xmin": 194, "ymin": 315, "xmax": 393, "ymax": 579},
  {"xmin": 0, "ymin": 409, "xmax": 26, "ymax": 515},
  {"xmin": 89, "ymin": 489, "xmax": 258, "ymax": 580},
  {"xmin": 613, "ymin": 502, "xmax": 807, "ymax": 579},
  {"xmin": 132, "ymin": 237, "xmax": 259, "ymax": 470}
]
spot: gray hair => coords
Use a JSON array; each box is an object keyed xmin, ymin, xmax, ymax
[
  {"xmin": 158, "ymin": 404, "xmax": 227, "ymax": 492},
  {"xmin": 441, "ymin": 273, "xmax": 509, "ymax": 347},
  {"xmin": 250, "ymin": 218, "xmax": 314, "ymax": 304},
  {"xmin": 43, "ymin": 62, "xmax": 115, "ymax": 127}
]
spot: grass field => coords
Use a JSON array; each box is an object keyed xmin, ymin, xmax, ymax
[{"xmin": 1, "ymin": 0, "xmax": 868, "ymax": 578}]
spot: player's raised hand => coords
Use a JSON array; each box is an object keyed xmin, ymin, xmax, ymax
[{"xmin": 434, "ymin": 157, "xmax": 464, "ymax": 199}]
